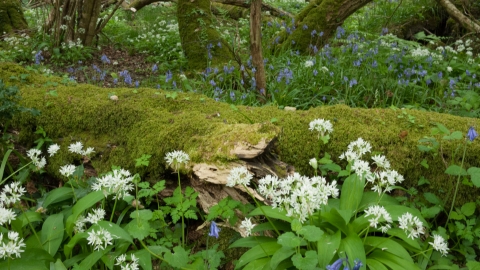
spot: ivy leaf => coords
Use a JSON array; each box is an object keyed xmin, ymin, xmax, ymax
[
  {"xmin": 298, "ymin": 226, "xmax": 323, "ymax": 242},
  {"xmin": 291, "ymin": 250, "xmax": 318, "ymax": 270},
  {"xmin": 164, "ymin": 246, "xmax": 188, "ymax": 268},
  {"xmin": 278, "ymin": 232, "xmax": 302, "ymax": 248},
  {"xmin": 125, "ymin": 219, "xmax": 150, "ymax": 240}
]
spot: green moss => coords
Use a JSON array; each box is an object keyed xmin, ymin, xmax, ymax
[
  {"xmin": 0, "ymin": 0, "xmax": 28, "ymax": 34},
  {"xmin": 177, "ymin": 0, "xmax": 236, "ymax": 70},
  {"xmin": 3, "ymin": 62, "xmax": 480, "ymax": 206}
]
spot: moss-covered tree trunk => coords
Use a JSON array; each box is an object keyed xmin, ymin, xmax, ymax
[
  {"xmin": 0, "ymin": 0, "xmax": 28, "ymax": 34},
  {"xmin": 277, "ymin": 0, "xmax": 372, "ymax": 53},
  {"xmin": 177, "ymin": 0, "xmax": 237, "ymax": 70}
]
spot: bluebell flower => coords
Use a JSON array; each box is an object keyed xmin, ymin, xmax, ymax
[
  {"xmin": 165, "ymin": 70, "xmax": 172, "ymax": 82},
  {"xmin": 303, "ymin": 24, "xmax": 308, "ymax": 30},
  {"xmin": 156, "ymin": 84, "xmax": 160, "ymax": 89},
  {"xmin": 311, "ymin": 30, "xmax": 317, "ymax": 37},
  {"xmin": 113, "ymin": 78, "xmax": 118, "ymax": 85},
  {"xmin": 353, "ymin": 60, "xmax": 361, "ymax": 67},
  {"xmin": 449, "ymin": 79, "xmax": 455, "ymax": 89},
  {"xmin": 152, "ymin": 64, "xmax": 158, "ymax": 72},
  {"xmin": 217, "ymin": 42, "xmax": 222, "ymax": 48},
  {"xmin": 67, "ymin": 67, "xmax": 74, "ymax": 73},
  {"xmin": 252, "ymin": 67, "xmax": 256, "ymax": 73},
  {"xmin": 241, "ymin": 93, "xmax": 247, "ymax": 100},
  {"xmin": 322, "ymin": 96, "xmax": 326, "ymax": 101},
  {"xmin": 135, "ymin": 81, "xmax": 139, "ymax": 88},
  {"xmin": 319, "ymin": 31, "xmax": 324, "ymax": 37},
  {"xmin": 327, "ymin": 258, "xmax": 345, "ymax": 270},
  {"xmin": 467, "ymin": 126, "xmax": 478, "ymax": 141},
  {"xmin": 34, "ymin": 51, "xmax": 44, "ymax": 65},
  {"xmin": 336, "ymin": 26, "xmax": 345, "ymax": 39},
  {"xmin": 381, "ymin": 27, "xmax": 389, "ymax": 35},
  {"xmin": 371, "ymin": 60, "xmax": 378, "ymax": 68},
  {"xmin": 313, "ymin": 69, "xmax": 318, "ymax": 76},
  {"xmin": 426, "ymin": 78, "xmax": 431, "ymax": 85},
  {"xmin": 349, "ymin": 79, "xmax": 357, "ymax": 87},
  {"xmin": 209, "ymin": 79, "xmax": 216, "ymax": 87},
  {"xmin": 172, "ymin": 81, "xmax": 177, "ymax": 89},
  {"xmin": 230, "ymin": 91, "xmax": 235, "ymax": 101},
  {"xmin": 260, "ymin": 88, "xmax": 265, "ymax": 95},
  {"xmin": 352, "ymin": 259, "xmax": 363, "ymax": 270},
  {"xmin": 267, "ymin": 21, "xmax": 272, "ymax": 27},
  {"xmin": 100, "ymin": 54, "xmax": 110, "ymax": 64},
  {"xmin": 466, "ymin": 70, "xmax": 471, "ymax": 76},
  {"xmin": 438, "ymin": 72, "xmax": 443, "ymax": 79}
]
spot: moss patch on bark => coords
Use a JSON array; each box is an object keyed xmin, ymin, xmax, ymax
[{"xmin": 2, "ymin": 62, "xmax": 480, "ymax": 206}]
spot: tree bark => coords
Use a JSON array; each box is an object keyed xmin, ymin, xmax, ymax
[
  {"xmin": 177, "ymin": 0, "xmax": 237, "ymax": 70},
  {"xmin": 250, "ymin": 0, "xmax": 267, "ymax": 96},
  {"xmin": 436, "ymin": 0, "xmax": 480, "ymax": 33},
  {"xmin": 0, "ymin": 0, "xmax": 28, "ymax": 34},
  {"xmin": 276, "ymin": 0, "xmax": 372, "ymax": 53}
]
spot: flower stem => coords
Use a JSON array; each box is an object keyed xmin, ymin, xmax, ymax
[
  {"xmin": 243, "ymin": 184, "xmax": 280, "ymax": 236},
  {"xmin": 110, "ymin": 196, "xmax": 119, "ymax": 222},
  {"xmin": 446, "ymin": 141, "xmax": 468, "ymax": 226},
  {"xmin": 20, "ymin": 207, "xmax": 41, "ymax": 246},
  {"xmin": 177, "ymin": 171, "xmax": 185, "ymax": 248}
]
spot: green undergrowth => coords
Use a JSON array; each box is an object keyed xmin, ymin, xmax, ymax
[{"xmin": 2, "ymin": 62, "xmax": 480, "ymax": 206}]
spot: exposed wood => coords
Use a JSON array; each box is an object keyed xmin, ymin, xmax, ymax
[
  {"xmin": 436, "ymin": 0, "xmax": 480, "ymax": 33},
  {"xmin": 250, "ymin": 0, "xmax": 267, "ymax": 97},
  {"xmin": 213, "ymin": 0, "xmax": 293, "ymax": 19}
]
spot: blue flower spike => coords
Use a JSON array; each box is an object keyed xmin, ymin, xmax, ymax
[
  {"xmin": 352, "ymin": 259, "xmax": 363, "ymax": 270},
  {"xmin": 209, "ymin": 221, "xmax": 220, "ymax": 239},
  {"xmin": 467, "ymin": 126, "xmax": 478, "ymax": 142},
  {"xmin": 327, "ymin": 258, "xmax": 345, "ymax": 270}
]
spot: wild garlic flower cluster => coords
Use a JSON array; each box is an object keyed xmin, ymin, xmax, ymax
[
  {"xmin": 429, "ymin": 234, "xmax": 449, "ymax": 256},
  {"xmin": 258, "ymin": 173, "xmax": 339, "ymax": 223},
  {"xmin": 363, "ymin": 205, "xmax": 392, "ymax": 233},
  {"xmin": 339, "ymin": 138, "xmax": 404, "ymax": 194},
  {"xmin": 226, "ymin": 167, "xmax": 253, "ymax": 187},
  {"xmin": 0, "ymin": 231, "xmax": 26, "ymax": 259},
  {"xmin": 165, "ymin": 150, "xmax": 190, "ymax": 171},
  {"xmin": 398, "ymin": 212, "xmax": 425, "ymax": 240},
  {"xmin": 116, "ymin": 254, "xmax": 139, "ymax": 270},
  {"xmin": 91, "ymin": 169, "xmax": 134, "ymax": 200},
  {"xmin": 87, "ymin": 228, "xmax": 113, "ymax": 251},
  {"xmin": 59, "ymin": 164, "xmax": 76, "ymax": 178},
  {"xmin": 74, "ymin": 208, "xmax": 107, "ymax": 233},
  {"xmin": 309, "ymin": 118, "xmax": 333, "ymax": 137},
  {"xmin": 239, "ymin": 218, "xmax": 256, "ymax": 237},
  {"xmin": 68, "ymin": 141, "xmax": 95, "ymax": 156},
  {"xmin": 26, "ymin": 149, "xmax": 46, "ymax": 171}
]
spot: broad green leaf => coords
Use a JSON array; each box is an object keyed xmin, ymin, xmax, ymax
[
  {"xmin": 339, "ymin": 233, "xmax": 366, "ymax": 268},
  {"xmin": 442, "ymin": 131, "xmax": 463, "ymax": 140},
  {"xmin": 164, "ymin": 246, "xmax": 188, "ymax": 269},
  {"xmin": 421, "ymin": 206, "xmax": 442, "ymax": 219},
  {"xmin": 366, "ymin": 258, "xmax": 388, "ymax": 270},
  {"xmin": 364, "ymin": 237, "xmax": 413, "ymax": 262},
  {"xmin": 445, "ymin": 165, "xmax": 467, "ymax": 176},
  {"xmin": 43, "ymin": 187, "xmax": 73, "ymax": 208},
  {"xmin": 369, "ymin": 250, "xmax": 420, "ymax": 269},
  {"xmin": 0, "ymin": 149, "xmax": 12, "ymax": 181},
  {"xmin": 292, "ymin": 250, "xmax": 318, "ymax": 270},
  {"xmin": 317, "ymin": 230, "xmax": 341, "ymax": 268},
  {"xmin": 448, "ymin": 211, "xmax": 464, "ymax": 220},
  {"xmin": 467, "ymin": 167, "xmax": 480, "ymax": 187},
  {"xmin": 63, "ymin": 253, "xmax": 88, "ymax": 268},
  {"xmin": 130, "ymin": 209, "xmax": 153, "ymax": 220},
  {"xmin": 11, "ymin": 211, "xmax": 42, "ymax": 231},
  {"xmin": 466, "ymin": 261, "xmax": 480, "ymax": 270},
  {"xmin": 298, "ymin": 226, "xmax": 323, "ymax": 242},
  {"xmin": 359, "ymin": 192, "xmax": 398, "ymax": 211},
  {"xmin": 321, "ymin": 207, "xmax": 351, "ymax": 234},
  {"xmin": 278, "ymin": 232, "xmax": 302, "ymax": 248},
  {"xmin": 340, "ymin": 174, "xmax": 365, "ymax": 212},
  {"xmin": 385, "ymin": 228, "xmax": 421, "ymax": 250},
  {"xmin": 291, "ymin": 219, "xmax": 302, "ymax": 232},
  {"xmin": 270, "ymin": 247, "xmax": 295, "ymax": 270},
  {"xmin": 252, "ymin": 220, "xmax": 290, "ymax": 233},
  {"xmin": 0, "ymin": 259, "xmax": 48, "ymax": 270},
  {"xmin": 51, "ymin": 259, "xmax": 68, "ymax": 270},
  {"xmin": 236, "ymin": 242, "xmax": 281, "ymax": 269},
  {"xmin": 77, "ymin": 246, "xmax": 112, "ymax": 270},
  {"xmin": 66, "ymin": 191, "xmax": 104, "ymax": 235},
  {"xmin": 423, "ymin": 193, "xmax": 442, "ymax": 205},
  {"xmin": 96, "ymin": 221, "xmax": 133, "ymax": 243},
  {"xmin": 436, "ymin": 123, "xmax": 450, "ymax": 135},
  {"xmin": 64, "ymin": 232, "xmax": 88, "ymax": 257},
  {"xmin": 229, "ymin": 236, "xmax": 276, "ymax": 248},
  {"xmin": 461, "ymin": 202, "xmax": 476, "ymax": 217},
  {"xmin": 41, "ymin": 213, "xmax": 64, "ymax": 256},
  {"xmin": 125, "ymin": 219, "xmax": 150, "ymax": 240},
  {"xmin": 243, "ymin": 257, "xmax": 270, "ymax": 270},
  {"xmin": 248, "ymin": 206, "xmax": 293, "ymax": 223}
]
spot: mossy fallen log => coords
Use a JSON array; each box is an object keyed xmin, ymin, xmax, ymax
[{"xmin": 2, "ymin": 62, "xmax": 480, "ymax": 208}]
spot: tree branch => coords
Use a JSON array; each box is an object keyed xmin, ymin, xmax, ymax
[{"xmin": 436, "ymin": 0, "xmax": 480, "ymax": 33}]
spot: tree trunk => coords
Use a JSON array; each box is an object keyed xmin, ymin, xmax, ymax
[
  {"xmin": 250, "ymin": 0, "xmax": 267, "ymax": 96},
  {"xmin": 276, "ymin": 0, "xmax": 372, "ymax": 53},
  {"xmin": 77, "ymin": 0, "xmax": 102, "ymax": 46},
  {"xmin": 177, "ymin": 0, "xmax": 237, "ymax": 70},
  {"xmin": 436, "ymin": 0, "xmax": 480, "ymax": 33},
  {"xmin": 0, "ymin": 0, "xmax": 28, "ymax": 34}
]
